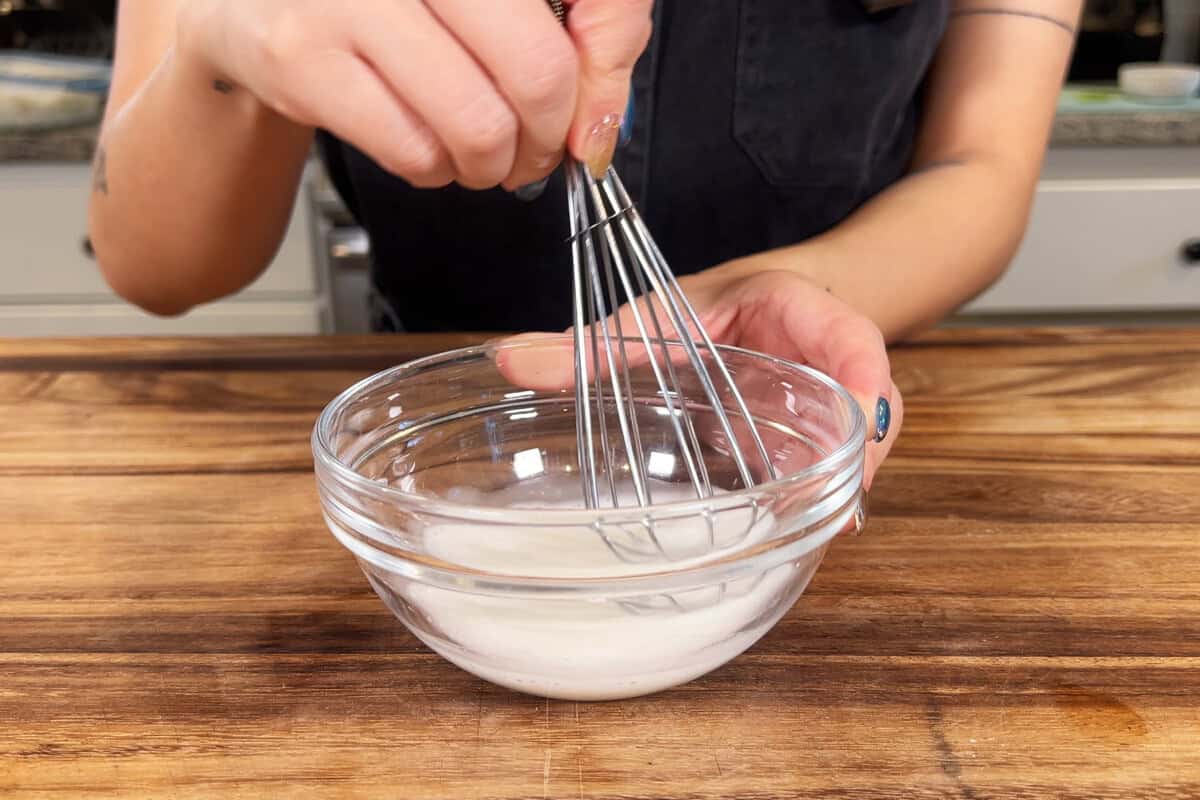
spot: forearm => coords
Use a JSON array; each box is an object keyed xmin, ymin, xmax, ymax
[
  {"xmin": 88, "ymin": 47, "xmax": 313, "ymax": 315},
  {"xmin": 714, "ymin": 158, "xmax": 1032, "ymax": 342},
  {"xmin": 788, "ymin": 157, "xmax": 1032, "ymax": 341}
]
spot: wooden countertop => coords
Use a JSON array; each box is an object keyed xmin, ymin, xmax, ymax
[{"xmin": 2, "ymin": 329, "xmax": 1198, "ymax": 799}]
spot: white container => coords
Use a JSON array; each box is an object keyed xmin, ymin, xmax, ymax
[
  {"xmin": 1118, "ymin": 62, "xmax": 1200, "ymax": 103},
  {"xmin": 0, "ymin": 53, "xmax": 111, "ymax": 132}
]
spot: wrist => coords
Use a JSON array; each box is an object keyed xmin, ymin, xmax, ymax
[{"xmin": 704, "ymin": 243, "xmax": 825, "ymax": 292}]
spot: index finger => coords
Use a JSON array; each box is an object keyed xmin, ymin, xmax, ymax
[
  {"xmin": 426, "ymin": 0, "xmax": 578, "ymax": 188},
  {"xmin": 563, "ymin": 0, "xmax": 653, "ymax": 177}
]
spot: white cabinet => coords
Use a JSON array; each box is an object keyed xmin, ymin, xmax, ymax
[
  {"xmin": 964, "ymin": 147, "xmax": 1200, "ymax": 317},
  {"xmin": 965, "ymin": 179, "xmax": 1200, "ymax": 313},
  {"xmin": 6, "ymin": 143, "xmax": 1198, "ymax": 334},
  {"xmin": 0, "ymin": 162, "xmax": 326, "ymax": 335}
]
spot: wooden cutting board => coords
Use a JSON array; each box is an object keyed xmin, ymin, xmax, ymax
[{"xmin": 1, "ymin": 328, "xmax": 1197, "ymax": 799}]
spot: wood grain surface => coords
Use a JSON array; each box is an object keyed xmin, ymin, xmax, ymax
[{"xmin": 1, "ymin": 329, "xmax": 1198, "ymax": 799}]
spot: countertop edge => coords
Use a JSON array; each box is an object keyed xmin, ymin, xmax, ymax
[
  {"xmin": 4, "ymin": 109, "xmax": 1200, "ymax": 164},
  {"xmin": 1052, "ymin": 111, "xmax": 1200, "ymax": 147},
  {"xmin": 1, "ymin": 327, "xmax": 1198, "ymax": 370}
]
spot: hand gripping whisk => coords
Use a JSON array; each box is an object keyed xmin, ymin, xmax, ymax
[{"xmin": 563, "ymin": 161, "xmax": 778, "ymax": 556}]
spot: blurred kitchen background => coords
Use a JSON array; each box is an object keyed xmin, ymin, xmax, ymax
[{"xmin": 0, "ymin": 0, "xmax": 1198, "ymax": 336}]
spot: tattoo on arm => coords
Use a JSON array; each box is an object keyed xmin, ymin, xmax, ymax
[
  {"xmin": 92, "ymin": 145, "xmax": 109, "ymax": 195},
  {"xmin": 213, "ymin": 78, "xmax": 235, "ymax": 94},
  {"xmin": 949, "ymin": 8, "xmax": 1076, "ymax": 35}
]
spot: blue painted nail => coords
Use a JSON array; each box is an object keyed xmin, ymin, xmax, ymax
[
  {"xmin": 513, "ymin": 176, "xmax": 550, "ymax": 202},
  {"xmin": 873, "ymin": 397, "xmax": 891, "ymax": 443},
  {"xmin": 619, "ymin": 91, "xmax": 635, "ymax": 147}
]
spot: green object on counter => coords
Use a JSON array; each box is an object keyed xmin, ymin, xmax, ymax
[
  {"xmin": 1071, "ymin": 88, "xmax": 1122, "ymax": 104},
  {"xmin": 1059, "ymin": 83, "xmax": 1200, "ymax": 115}
]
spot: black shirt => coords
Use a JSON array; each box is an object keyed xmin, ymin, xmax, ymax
[{"xmin": 318, "ymin": 0, "xmax": 950, "ymax": 333}]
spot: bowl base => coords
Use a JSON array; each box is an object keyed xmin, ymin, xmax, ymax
[{"xmin": 426, "ymin": 629, "xmax": 765, "ymax": 701}]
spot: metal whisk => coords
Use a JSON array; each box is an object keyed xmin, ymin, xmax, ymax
[{"xmin": 563, "ymin": 160, "xmax": 776, "ymax": 521}]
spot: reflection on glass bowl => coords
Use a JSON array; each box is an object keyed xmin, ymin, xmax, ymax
[{"xmin": 313, "ymin": 337, "xmax": 867, "ymax": 701}]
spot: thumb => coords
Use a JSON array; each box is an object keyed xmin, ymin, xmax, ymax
[
  {"xmin": 771, "ymin": 282, "xmax": 893, "ymax": 442},
  {"xmin": 814, "ymin": 314, "xmax": 895, "ymax": 452},
  {"xmin": 564, "ymin": 0, "xmax": 652, "ymax": 177},
  {"xmin": 864, "ymin": 380, "xmax": 902, "ymax": 491},
  {"xmin": 801, "ymin": 313, "xmax": 897, "ymax": 491}
]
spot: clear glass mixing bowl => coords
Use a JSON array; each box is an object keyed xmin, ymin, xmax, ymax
[{"xmin": 312, "ymin": 337, "xmax": 867, "ymax": 701}]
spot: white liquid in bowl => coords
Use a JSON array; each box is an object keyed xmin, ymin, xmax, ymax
[{"xmin": 379, "ymin": 479, "xmax": 829, "ymax": 700}]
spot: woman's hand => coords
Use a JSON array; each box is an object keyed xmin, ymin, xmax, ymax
[
  {"xmin": 176, "ymin": 0, "xmax": 651, "ymax": 189},
  {"xmin": 498, "ymin": 267, "xmax": 902, "ymax": 490},
  {"xmin": 671, "ymin": 268, "xmax": 902, "ymax": 489}
]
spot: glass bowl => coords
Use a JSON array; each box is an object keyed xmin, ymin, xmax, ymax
[{"xmin": 312, "ymin": 337, "xmax": 867, "ymax": 701}]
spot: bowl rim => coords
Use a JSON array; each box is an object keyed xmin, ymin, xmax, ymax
[{"xmin": 311, "ymin": 336, "xmax": 867, "ymax": 524}]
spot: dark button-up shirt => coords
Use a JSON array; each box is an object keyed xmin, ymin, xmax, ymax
[{"xmin": 318, "ymin": 0, "xmax": 950, "ymax": 332}]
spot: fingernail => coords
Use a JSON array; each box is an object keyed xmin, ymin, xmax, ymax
[
  {"xmin": 584, "ymin": 113, "xmax": 622, "ymax": 179},
  {"xmin": 483, "ymin": 335, "xmax": 511, "ymax": 365},
  {"xmin": 873, "ymin": 397, "xmax": 891, "ymax": 443},
  {"xmin": 619, "ymin": 93, "xmax": 635, "ymax": 147},
  {"xmin": 513, "ymin": 177, "xmax": 550, "ymax": 202}
]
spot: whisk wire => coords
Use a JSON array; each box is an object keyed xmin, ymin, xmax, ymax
[
  {"xmin": 586, "ymin": 261, "xmax": 619, "ymax": 507},
  {"xmin": 620, "ymin": 252, "xmax": 715, "ymax": 499},
  {"xmin": 593, "ymin": 171, "xmax": 754, "ymax": 490},
  {"xmin": 567, "ymin": 167, "xmax": 600, "ymax": 509},
  {"xmin": 582, "ymin": 168, "xmax": 710, "ymax": 503},
  {"xmin": 573, "ymin": 167, "xmax": 652, "ymax": 509},
  {"xmin": 594, "ymin": 188, "xmax": 653, "ymax": 507},
  {"xmin": 607, "ymin": 170, "xmax": 777, "ymax": 483},
  {"xmin": 565, "ymin": 157, "xmax": 776, "ymax": 562}
]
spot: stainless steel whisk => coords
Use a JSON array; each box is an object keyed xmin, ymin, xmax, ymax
[
  {"xmin": 563, "ymin": 160, "xmax": 776, "ymax": 520},
  {"xmin": 543, "ymin": 0, "xmax": 773, "ymax": 557}
]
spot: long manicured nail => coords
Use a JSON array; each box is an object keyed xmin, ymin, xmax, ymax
[
  {"xmin": 513, "ymin": 177, "xmax": 550, "ymax": 202},
  {"xmin": 584, "ymin": 113, "xmax": 622, "ymax": 179},
  {"xmin": 873, "ymin": 397, "xmax": 891, "ymax": 443}
]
